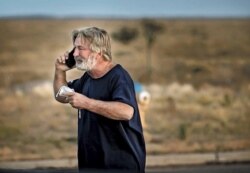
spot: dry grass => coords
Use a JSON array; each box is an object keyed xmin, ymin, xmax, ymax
[
  {"xmin": 0, "ymin": 18, "xmax": 250, "ymax": 161},
  {"xmin": 145, "ymin": 83, "xmax": 250, "ymax": 154}
]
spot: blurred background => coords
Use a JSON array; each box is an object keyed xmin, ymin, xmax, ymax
[{"xmin": 0, "ymin": 0, "xmax": 250, "ymax": 168}]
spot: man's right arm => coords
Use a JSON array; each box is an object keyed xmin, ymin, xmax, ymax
[
  {"xmin": 53, "ymin": 52, "xmax": 71, "ymax": 103},
  {"xmin": 53, "ymin": 69, "xmax": 68, "ymax": 103}
]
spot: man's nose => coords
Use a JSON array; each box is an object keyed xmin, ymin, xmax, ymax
[{"xmin": 73, "ymin": 48, "xmax": 79, "ymax": 57}]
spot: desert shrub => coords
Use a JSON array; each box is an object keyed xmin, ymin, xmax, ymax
[
  {"xmin": 111, "ymin": 27, "xmax": 138, "ymax": 44},
  {"xmin": 178, "ymin": 123, "xmax": 188, "ymax": 140}
]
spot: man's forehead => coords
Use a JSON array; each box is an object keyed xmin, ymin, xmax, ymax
[{"xmin": 74, "ymin": 36, "xmax": 89, "ymax": 46}]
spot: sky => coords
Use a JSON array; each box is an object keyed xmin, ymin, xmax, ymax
[{"xmin": 0, "ymin": 0, "xmax": 250, "ymax": 18}]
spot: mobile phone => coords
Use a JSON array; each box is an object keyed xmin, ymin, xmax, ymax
[{"xmin": 65, "ymin": 48, "xmax": 76, "ymax": 68}]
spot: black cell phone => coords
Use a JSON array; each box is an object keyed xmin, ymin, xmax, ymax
[{"xmin": 65, "ymin": 48, "xmax": 76, "ymax": 68}]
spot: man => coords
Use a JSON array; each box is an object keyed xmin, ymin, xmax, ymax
[{"xmin": 53, "ymin": 27, "xmax": 146, "ymax": 172}]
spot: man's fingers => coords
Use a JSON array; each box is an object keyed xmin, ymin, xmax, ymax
[
  {"xmin": 64, "ymin": 51, "xmax": 69, "ymax": 60},
  {"xmin": 64, "ymin": 91, "xmax": 75, "ymax": 97},
  {"xmin": 57, "ymin": 51, "xmax": 70, "ymax": 64},
  {"xmin": 65, "ymin": 97, "xmax": 69, "ymax": 102},
  {"xmin": 57, "ymin": 55, "xmax": 64, "ymax": 64}
]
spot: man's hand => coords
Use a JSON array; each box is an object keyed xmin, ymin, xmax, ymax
[
  {"xmin": 55, "ymin": 51, "xmax": 72, "ymax": 72},
  {"xmin": 66, "ymin": 92, "xmax": 88, "ymax": 109}
]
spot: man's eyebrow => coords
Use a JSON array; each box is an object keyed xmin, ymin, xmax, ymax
[{"xmin": 76, "ymin": 45, "xmax": 89, "ymax": 49}]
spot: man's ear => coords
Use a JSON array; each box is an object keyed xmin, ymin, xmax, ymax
[
  {"xmin": 98, "ymin": 51, "xmax": 103, "ymax": 56},
  {"xmin": 97, "ymin": 52, "xmax": 104, "ymax": 59}
]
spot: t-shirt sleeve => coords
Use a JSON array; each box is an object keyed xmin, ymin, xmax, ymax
[
  {"xmin": 111, "ymin": 72, "xmax": 143, "ymax": 133},
  {"xmin": 111, "ymin": 73, "xmax": 137, "ymax": 109},
  {"xmin": 67, "ymin": 79, "xmax": 81, "ymax": 93}
]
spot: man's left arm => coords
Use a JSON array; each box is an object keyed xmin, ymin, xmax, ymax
[{"xmin": 66, "ymin": 92, "xmax": 134, "ymax": 121}]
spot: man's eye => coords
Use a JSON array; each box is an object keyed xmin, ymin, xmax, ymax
[{"xmin": 79, "ymin": 47, "xmax": 88, "ymax": 50}]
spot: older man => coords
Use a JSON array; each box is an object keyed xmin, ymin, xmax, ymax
[{"xmin": 53, "ymin": 27, "xmax": 146, "ymax": 172}]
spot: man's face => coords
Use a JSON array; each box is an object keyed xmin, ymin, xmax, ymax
[{"xmin": 73, "ymin": 36, "xmax": 97, "ymax": 71}]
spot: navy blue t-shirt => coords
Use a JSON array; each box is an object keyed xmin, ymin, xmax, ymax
[{"xmin": 68, "ymin": 64, "xmax": 146, "ymax": 172}]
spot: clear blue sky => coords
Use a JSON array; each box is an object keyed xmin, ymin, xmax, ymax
[{"xmin": 0, "ymin": 0, "xmax": 250, "ymax": 18}]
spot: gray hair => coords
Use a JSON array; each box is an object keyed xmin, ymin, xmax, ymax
[{"xmin": 72, "ymin": 27, "xmax": 112, "ymax": 61}]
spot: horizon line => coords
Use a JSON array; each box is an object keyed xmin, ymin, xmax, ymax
[{"xmin": 1, "ymin": 14, "xmax": 250, "ymax": 20}]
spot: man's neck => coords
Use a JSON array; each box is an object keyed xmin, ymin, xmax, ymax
[{"xmin": 88, "ymin": 61, "xmax": 114, "ymax": 79}]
